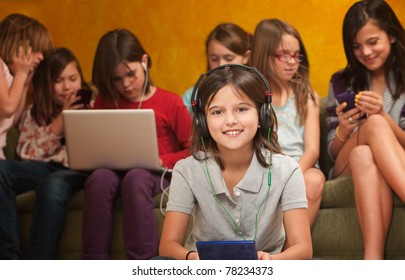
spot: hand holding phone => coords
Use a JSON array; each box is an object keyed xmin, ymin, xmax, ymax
[
  {"xmin": 335, "ymin": 91, "xmax": 356, "ymax": 112},
  {"xmin": 73, "ymin": 89, "xmax": 93, "ymax": 108}
]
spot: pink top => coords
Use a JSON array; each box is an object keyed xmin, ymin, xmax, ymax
[{"xmin": 0, "ymin": 58, "xmax": 15, "ymax": 159}]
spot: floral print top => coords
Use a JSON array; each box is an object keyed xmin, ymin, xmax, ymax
[{"xmin": 17, "ymin": 105, "xmax": 68, "ymax": 167}]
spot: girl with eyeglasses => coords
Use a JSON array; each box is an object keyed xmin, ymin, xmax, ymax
[
  {"xmin": 250, "ymin": 18, "xmax": 325, "ymax": 228},
  {"xmin": 326, "ymin": 0, "xmax": 405, "ymax": 259}
]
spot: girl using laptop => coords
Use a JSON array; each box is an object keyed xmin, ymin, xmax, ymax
[
  {"xmin": 81, "ymin": 29, "xmax": 192, "ymax": 260},
  {"xmin": 159, "ymin": 65, "xmax": 312, "ymax": 260},
  {"xmin": 0, "ymin": 47, "xmax": 89, "ymax": 259}
]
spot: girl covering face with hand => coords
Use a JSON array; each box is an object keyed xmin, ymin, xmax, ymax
[
  {"xmin": 0, "ymin": 13, "xmax": 52, "ymax": 159},
  {"xmin": 326, "ymin": 0, "xmax": 405, "ymax": 259},
  {"xmin": 159, "ymin": 65, "xmax": 312, "ymax": 260},
  {"xmin": 250, "ymin": 19, "xmax": 325, "ymax": 228},
  {"xmin": 0, "ymin": 47, "xmax": 89, "ymax": 259}
]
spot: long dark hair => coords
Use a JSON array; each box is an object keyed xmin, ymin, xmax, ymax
[
  {"xmin": 92, "ymin": 29, "xmax": 153, "ymax": 106},
  {"xmin": 31, "ymin": 48, "xmax": 88, "ymax": 125},
  {"xmin": 190, "ymin": 66, "xmax": 281, "ymax": 169},
  {"xmin": 342, "ymin": 0, "xmax": 405, "ymax": 98}
]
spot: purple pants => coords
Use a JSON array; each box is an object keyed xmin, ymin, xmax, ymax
[{"xmin": 81, "ymin": 168, "xmax": 169, "ymax": 259}]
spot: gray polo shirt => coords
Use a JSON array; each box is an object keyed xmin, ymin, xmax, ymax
[{"xmin": 166, "ymin": 150, "xmax": 307, "ymax": 254}]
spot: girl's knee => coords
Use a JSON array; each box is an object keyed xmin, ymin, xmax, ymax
[
  {"xmin": 350, "ymin": 145, "xmax": 373, "ymax": 166},
  {"xmin": 121, "ymin": 169, "xmax": 156, "ymax": 196},
  {"xmin": 304, "ymin": 170, "xmax": 325, "ymax": 201},
  {"xmin": 122, "ymin": 169, "xmax": 150, "ymax": 188},
  {"xmin": 37, "ymin": 176, "xmax": 72, "ymax": 203},
  {"xmin": 84, "ymin": 168, "xmax": 119, "ymax": 194}
]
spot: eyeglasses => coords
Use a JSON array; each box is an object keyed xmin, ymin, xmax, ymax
[{"xmin": 274, "ymin": 52, "xmax": 305, "ymax": 63}]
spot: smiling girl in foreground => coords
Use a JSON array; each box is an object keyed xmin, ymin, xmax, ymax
[{"xmin": 159, "ymin": 65, "xmax": 312, "ymax": 260}]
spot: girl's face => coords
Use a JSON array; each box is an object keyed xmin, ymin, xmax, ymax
[
  {"xmin": 113, "ymin": 61, "xmax": 146, "ymax": 102},
  {"xmin": 352, "ymin": 20, "xmax": 393, "ymax": 74},
  {"xmin": 31, "ymin": 51, "xmax": 44, "ymax": 69},
  {"xmin": 271, "ymin": 34, "xmax": 301, "ymax": 83},
  {"xmin": 207, "ymin": 40, "xmax": 249, "ymax": 69},
  {"xmin": 52, "ymin": 62, "xmax": 82, "ymax": 106},
  {"xmin": 206, "ymin": 84, "xmax": 258, "ymax": 155}
]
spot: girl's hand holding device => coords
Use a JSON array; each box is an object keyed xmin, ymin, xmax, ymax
[
  {"xmin": 72, "ymin": 88, "xmax": 93, "ymax": 108},
  {"xmin": 354, "ymin": 91, "xmax": 383, "ymax": 116},
  {"xmin": 335, "ymin": 90, "xmax": 356, "ymax": 112}
]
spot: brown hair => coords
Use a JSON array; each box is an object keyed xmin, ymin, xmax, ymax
[
  {"xmin": 0, "ymin": 13, "xmax": 53, "ymax": 65},
  {"xmin": 31, "ymin": 48, "xmax": 88, "ymax": 126},
  {"xmin": 190, "ymin": 66, "xmax": 281, "ymax": 169},
  {"xmin": 205, "ymin": 23, "xmax": 252, "ymax": 70},
  {"xmin": 92, "ymin": 29, "xmax": 153, "ymax": 107},
  {"xmin": 251, "ymin": 18, "xmax": 315, "ymax": 124}
]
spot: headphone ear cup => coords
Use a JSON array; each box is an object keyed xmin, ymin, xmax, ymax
[
  {"xmin": 259, "ymin": 103, "xmax": 271, "ymax": 132},
  {"xmin": 195, "ymin": 112, "xmax": 209, "ymax": 139}
]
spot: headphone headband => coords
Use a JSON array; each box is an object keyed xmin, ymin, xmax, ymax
[
  {"xmin": 191, "ymin": 64, "xmax": 271, "ymax": 114},
  {"xmin": 190, "ymin": 64, "xmax": 272, "ymax": 139}
]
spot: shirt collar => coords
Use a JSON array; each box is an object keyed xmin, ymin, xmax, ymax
[{"xmin": 206, "ymin": 150, "xmax": 268, "ymax": 195}]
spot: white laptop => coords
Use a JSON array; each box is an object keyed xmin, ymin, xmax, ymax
[{"xmin": 63, "ymin": 109, "xmax": 162, "ymax": 171}]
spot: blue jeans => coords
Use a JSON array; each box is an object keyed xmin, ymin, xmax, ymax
[{"xmin": 0, "ymin": 160, "xmax": 87, "ymax": 259}]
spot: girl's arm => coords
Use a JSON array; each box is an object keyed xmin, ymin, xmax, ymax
[
  {"xmin": 160, "ymin": 97, "xmax": 192, "ymax": 168},
  {"xmin": 49, "ymin": 91, "xmax": 83, "ymax": 137},
  {"xmin": 159, "ymin": 211, "xmax": 197, "ymax": 260},
  {"xmin": 17, "ymin": 107, "xmax": 64, "ymax": 161},
  {"xmin": 0, "ymin": 47, "xmax": 34, "ymax": 118},
  {"xmin": 298, "ymin": 94, "xmax": 321, "ymax": 172},
  {"xmin": 264, "ymin": 208, "xmax": 312, "ymax": 260}
]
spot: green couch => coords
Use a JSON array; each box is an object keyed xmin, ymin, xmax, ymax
[{"xmin": 4, "ymin": 98, "xmax": 405, "ymax": 259}]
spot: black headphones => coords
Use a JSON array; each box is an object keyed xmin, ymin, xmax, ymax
[{"xmin": 190, "ymin": 64, "xmax": 272, "ymax": 139}]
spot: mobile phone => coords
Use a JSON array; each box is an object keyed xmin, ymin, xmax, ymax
[
  {"xmin": 73, "ymin": 89, "xmax": 93, "ymax": 107},
  {"xmin": 335, "ymin": 90, "xmax": 356, "ymax": 112}
]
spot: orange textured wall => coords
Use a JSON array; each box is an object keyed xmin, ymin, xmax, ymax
[{"xmin": 1, "ymin": 0, "xmax": 404, "ymax": 97}]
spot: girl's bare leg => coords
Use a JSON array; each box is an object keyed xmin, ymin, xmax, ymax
[
  {"xmin": 350, "ymin": 145, "xmax": 393, "ymax": 259},
  {"xmin": 335, "ymin": 115, "xmax": 405, "ymax": 201},
  {"xmin": 303, "ymin": 168, "xmax": 325, "ymax": 227}
]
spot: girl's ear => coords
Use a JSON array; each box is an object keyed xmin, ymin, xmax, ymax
[
  {"xmin": 242, "ymin": 50, "xmax": 251, "ymax": 65},
  {"xmin": 390, "ymin": 36, "xmax": 396, "ymax": 44},
  {"xmin": 141, "ymin": 54, "xmax": 148, "ymax": 68}
]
